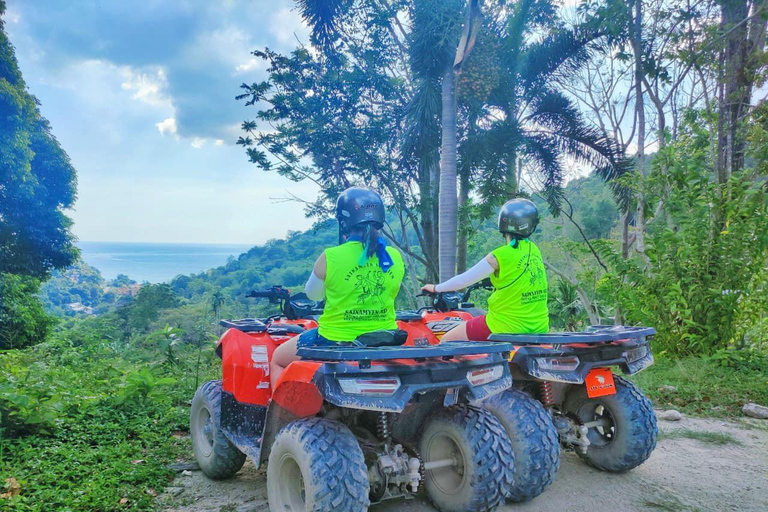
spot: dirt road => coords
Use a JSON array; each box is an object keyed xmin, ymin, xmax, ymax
[{"xmin": 160, "ymin": 415, "xmax": 768, "ymax": 512}]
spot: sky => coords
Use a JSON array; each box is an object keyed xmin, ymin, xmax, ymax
[{"xmin": 4, "ymin": 0, "xmax": 319, "ymax": 244}]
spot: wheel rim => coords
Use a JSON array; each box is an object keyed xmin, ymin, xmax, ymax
[
  {"xmin": 425, "ymin": 431, "xmax": 467, "ymax": 495},
  {"xmin": 578, "ymin": 402, "xmax": 617, "ymax": 447},
  {"xmin": 192, "ymin": 405, "xmax": 215, "ymax": 458},
  {"xmin": 274, "ymin": 453, "xmax": 306, "ymax": 511}
]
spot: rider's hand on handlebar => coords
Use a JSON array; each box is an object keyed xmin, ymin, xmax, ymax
[{"xmin": 421, "ymin": 284, "xmax": 437, "ymax": 294}]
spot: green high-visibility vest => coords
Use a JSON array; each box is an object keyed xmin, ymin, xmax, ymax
[
  {"xmin": 318, "ymin": 242, "xmax": 404, "ymax": 342},
  {"xmin": 486, "ymin": 239, "xmax": 549, "ymax": 334}
]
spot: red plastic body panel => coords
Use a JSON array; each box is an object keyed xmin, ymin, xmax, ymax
[
  {"xmin": 397, "ymin": 320, "xmax": 440, "ymax": 346},
  {"xmin": 268, "ymin": 317, "xmax": 319, "ymax": 345},
  {"xmin": 271, "ymin": 317, "xmax": 319, "ymax": 330},
  {"xmin": 272, "ymin": 361, "xmax": 324, "ymax": 417},
  {"xmin": 220, "ymin": 328, "xmax": 276, "ymax": 406}
]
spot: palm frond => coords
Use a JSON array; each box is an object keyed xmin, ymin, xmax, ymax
[
  {"xmin": 522, "ymin": 133, "xmax": 565, "ymax": 211},
  {"xmin": 296, "ymin": 0, "xmax": 350, "ymax": 50},
  {"xmin": 520, "ymin": 27, "xmax": 598, "ymax": 90}
]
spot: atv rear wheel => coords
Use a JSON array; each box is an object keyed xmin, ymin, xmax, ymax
[
  {"xmin": 190, "ymin": 380, "xmax": 246, "ymax": 480},
  {"xmin": 267, "ymin": 417, "xmax": 370, "ymax": 512},
  {"xmin": 481, "ymin": 388, "xmax": 560, "ymax": 501},
  {"xmin": 563, "ymin": 375, "xmax": 657, "ymax": 472},
  {"xmin": 420, "ymin": 405, "xmax": 514, "ymax": 512}
]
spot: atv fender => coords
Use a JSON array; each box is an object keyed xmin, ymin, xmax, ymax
[
  {"xmin": 219, "ymin": 328, "xmax": 276, "ymax": 406},
  {"xmin": 272, "ymin": 361, "xmax": 324, "ymax": 418}
]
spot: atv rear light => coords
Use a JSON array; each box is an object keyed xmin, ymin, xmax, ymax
[
  {"xmin": 623, "ymin": 345, "xmax": 648, "ymax": 363},
  {"xmin": 466, "ymin": 365, "xmax": 504, "ymax": 386},
  {"xmin": 338, "ymin": 377, "xmax": 401, "ymax": 397},
  {"xmin": 536, "ymin": 356, "xmax": 580, "ymax": 372}
]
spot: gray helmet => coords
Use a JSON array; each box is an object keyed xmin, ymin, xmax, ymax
[
  {"xmin": 336, "ymin": 186, "xmax": 385, "ymax": 232},
  {"xmin": 498, "ymin": 198, "xmax": 539, "ymax": 237}
]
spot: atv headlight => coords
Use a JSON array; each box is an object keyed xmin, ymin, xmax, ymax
[
  {"xmin": 535, "ymin": 356, "xmax": 580, "ymax": 372},
  {"xmin": 466, "ymin": 365, "xmax": 504, "ymax": 386},
  {"xmin": 623, "ymin": 345, "xmax": 648, "ymax": 364},
  {"xmin": 338, "ymin": 377, "xmax": 401, "ymax": 397}
]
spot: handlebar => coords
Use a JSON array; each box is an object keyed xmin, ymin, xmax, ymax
[{"xmin": 246, "ymin": 286, "xmax": 291, "ymax": 303}]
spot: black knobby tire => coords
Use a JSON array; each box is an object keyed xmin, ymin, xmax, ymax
[
  {"xmin": 267, "ymin": 417, "xmax": 370, "ymax": 512},
  {"xmin": 481, "ymin": 388, "xmax": 560, "ymax": 502},
  {"xmin": 190, "ymin": 380, "xmax": 247, "ymax": 480},
  {"xmin": 420, "ymin": 405, "xmax": 515, "ymax": 512},
  {"xmin": 563, "ymin": 375, "xmax": 658, "ymax": 472}
]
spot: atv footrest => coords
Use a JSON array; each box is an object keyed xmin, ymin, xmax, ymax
[
  {"xmin": 489, "ymin": 326, "xmax": 655, "ymax": 345},
  {"xmin": 298, "ymin": 341, "xmax": 513, "ymax": 362}
]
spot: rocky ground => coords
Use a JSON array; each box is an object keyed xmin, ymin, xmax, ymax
[{"xmin": 160, "ymin": 414, "xmax": 768, "ymax": 512}]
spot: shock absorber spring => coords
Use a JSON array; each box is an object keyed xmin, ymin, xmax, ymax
[
  {"xmin": 377, "ymin": 412, "xmax": 391, "ymax": 441},
  {"xmin": 540, "ymin": 381, "xmax": 555, "ymax": 407}
]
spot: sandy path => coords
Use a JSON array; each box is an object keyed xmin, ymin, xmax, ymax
[{"xmin": 160, "ymin": 415, "xmax": 768, "ymax": 512}]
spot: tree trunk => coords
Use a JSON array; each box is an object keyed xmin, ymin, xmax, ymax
[
  {"xmin": 418, "ymin": 155, "xmax": 440, "ymax": 282},
  {"xmin": 632, "ymin": 0, "xmax": 647, "ymax": 254},
  {"xmin": 717, "ymin": 0, "xmax": 749, "ymax": 183},
  {"xmin": 716, "ymin": 0, "xmax": 767, "ymax": 183},
  {"xmin": 506, "ymin": 148, "xmax": 518, "ymax": 199},
  {"xmin": 457, "ymin": 168, "xmax": 470, "ymax": 273},
  {"xmin": 438, "ymin": 67, "xmax": 458, "ymax": 281},
  {"xmin": 575, "ymin": 287, "xmax": 600, "ymax": 326}
]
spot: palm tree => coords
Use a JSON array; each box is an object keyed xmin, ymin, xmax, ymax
[
  {"xmin": 550, "ymin": 279, "xmax": 584, "ymax": 330},
  {"xmin": 475, "ymin": 0, "xmax": 628, "ymax": 211},
  {"xmin": 209, "ymin": 291, "xmax": 225, "ymax": 322}
]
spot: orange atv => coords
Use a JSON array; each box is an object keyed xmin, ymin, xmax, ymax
[
  {"xmin": 190, "ymin": 288, "xmax": 518, "ymax": 512},
  {"xmin": 397, "ymin": 281, "xmax": 658, "ymax": 499}
]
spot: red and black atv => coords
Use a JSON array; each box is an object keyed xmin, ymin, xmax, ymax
[
  {"xmin": 400, "ymin": 281, "xmax": 658, "ymax": 488},
  {"xmin": 190, "ymin": 287, "xmax": 517, "ymax": 512}
]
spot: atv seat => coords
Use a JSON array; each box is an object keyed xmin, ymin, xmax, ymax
[
  {"xmin": 396, "ymin": 311, "xmax": 423, "ymax": 322},
  {"xmin": 219, "ymin": 318, "xmax": 268, "ymax": 333}
]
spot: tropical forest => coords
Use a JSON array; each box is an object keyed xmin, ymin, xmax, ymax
[{"xmin": 1, "ymin": 0, "xmax": 767, "ymax": 511}]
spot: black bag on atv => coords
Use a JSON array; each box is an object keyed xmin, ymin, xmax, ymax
[{"xmin": 353, "ymin": 329, "xmax": 408, "ymax": 347}]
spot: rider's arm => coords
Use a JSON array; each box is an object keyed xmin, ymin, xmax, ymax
[
  {"xmin": 304, "ymin": 253, "xmax": 327, "ymax": 301},
  {"xmin": 433, "ymin": 254, "xmax": 498, "ymax": 293}
]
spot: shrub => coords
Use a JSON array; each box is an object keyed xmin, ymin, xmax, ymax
[{"xmin": 0, "ymin": 274, "xmax": 54, "ymax": 350}]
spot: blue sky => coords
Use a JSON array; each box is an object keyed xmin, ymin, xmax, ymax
[{"xmin": 5, "ymin": 0, "xmax": 319, "ymax": 244}]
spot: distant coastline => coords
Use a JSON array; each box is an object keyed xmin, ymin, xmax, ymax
[{"xmin": 77, "ymin": 241, "xmax": 253, "ymax": 283}]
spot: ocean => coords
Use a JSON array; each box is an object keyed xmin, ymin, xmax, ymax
[{"xmin": 77, "ymin": 241, "xmax": 253, "ymax": 283}]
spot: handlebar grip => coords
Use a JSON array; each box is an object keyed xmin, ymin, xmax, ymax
[{"xmin": 246, "ymin": 290, "xmax": 274, "ymax": 298}]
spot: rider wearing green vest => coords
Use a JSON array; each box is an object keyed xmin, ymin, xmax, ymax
[
  {"xmin": 422, "ymin": 198, "xmax": 548, "ymax": 341},
  {"xmin": 270, "ymin": 187, "xmax": 405, "ymax": 387}
]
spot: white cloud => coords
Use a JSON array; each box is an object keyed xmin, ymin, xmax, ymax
[
  {"xmin": 156, "ymin": 117, "xmax": 178, "ymax": 135},
  {"xmin": 215, "ymin": 139, "xmax": 225, "ymax": 146},
  {"xmin": 235, "ymin": 58, "xmax": 261, "ymax": 75},
  {"xmin": 183, "ymin": 27, "xmax": 256, "ymax": 71},
  {"xmin": 120, "ymin": 66, "xmax": 172, "ymax": 108},
  {"xmin": 191, "ymin": 137, "xmax": 206, "ymax": 149}
]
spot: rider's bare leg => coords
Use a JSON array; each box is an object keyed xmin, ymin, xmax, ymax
[
  {"xmin": 270, "ymin": 334, "xmax": 301, "ymax": 389},
  {"xmin": 440, "ymin": 321, "xmax": 470, "ymax": 342}
]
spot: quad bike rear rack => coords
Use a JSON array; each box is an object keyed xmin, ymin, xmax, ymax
[
  {"xmin": 488, "ymin": 325, "xmax": 655, "ymax": 345},
  {"xmin": 490, "ymin": 326, "xmax": 656, "ymax": 383},
  {"xmin": 298, "ymin": 341, "xmax": 513, "ymax": 368}
]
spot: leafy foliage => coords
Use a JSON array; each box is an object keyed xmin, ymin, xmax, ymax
[
  {"xmin": 0, "ymin": 274, "xmax": 53, "ymax": 350},
  {"xmin": 596, "ymin": 112, "xmax": 768, "ymax": 355},
  {"xmin": 0, "ymin": 2, "xmax": 78, "ymax": 279},
  {"xmin": 0, "ymin": 323, "xmax": 218, "ymax": 511}
]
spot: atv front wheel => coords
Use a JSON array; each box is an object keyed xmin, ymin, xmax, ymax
[
  {"xmin": 190, "ymin": 380, "xmax": 246, "ymax": 479},
  {"xmin": 481, "ymin": 388, "xmax": 560, "ymax": 501},
  {"xmin": 420, "ymin": 405, "xmax": 514, "ymax": 512},
  {"xmin": 267, "ymin": 417, "xmax": 370, "ymax": 512},
  {"xmin": 563, "ymin": 375, "xmax": 657, "ymax": 472}
]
